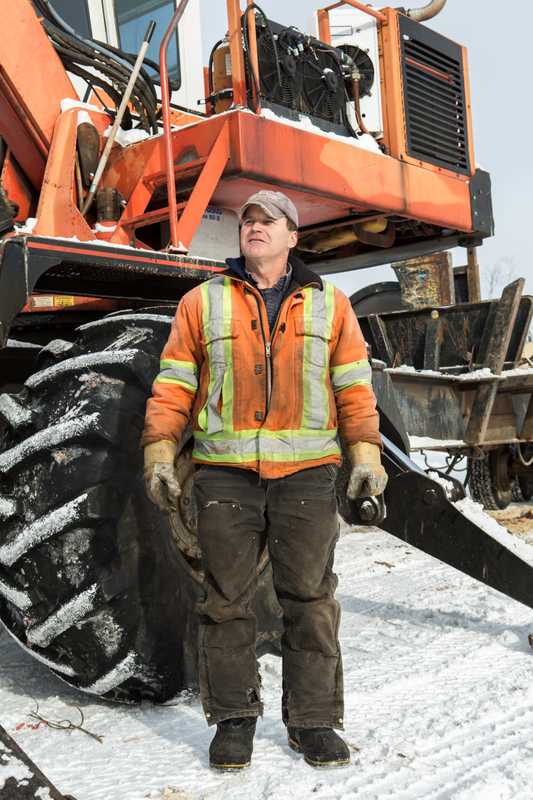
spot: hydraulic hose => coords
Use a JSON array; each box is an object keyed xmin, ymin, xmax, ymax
[
  {"xmin": 208, "ymin": 38, "xmax": 225, "ymax": 100},
  {"xmin": 35, "ymin": 0, "xmax": 159, "ymax": 133},
  {"xmin": 406, "ymin": 0, "xmax": 448, "ymax": 22},
  {"xmin": 45, "ymin": 21, "xmax": 157, "ymax": 130},
  {"xmin": 48, "ymin": 27, "xmax": 156, "ymax": 130},
  {"xmin": 82, "ymin": 19, "xmax": 156, "ymax": 216},
  {"xmin": 351, "ymin": 78, "xmax": 368, "ymax": 136},
  {"xmin": 243, "ymin": 3, "xmax": 282, "ymax": 101}
]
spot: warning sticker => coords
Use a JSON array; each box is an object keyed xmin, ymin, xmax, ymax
[{"xmin": 203, "ymin": 206, "xmax": 223, "ymax": 223}]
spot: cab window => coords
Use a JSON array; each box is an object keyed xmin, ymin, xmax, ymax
[
  {"xmin": 115, "ymin": 0, "xmax": 181, "ymax": 85},
  {"xmin": 49, "ymin": 0, "xmax": 92, "ymax": 39}
]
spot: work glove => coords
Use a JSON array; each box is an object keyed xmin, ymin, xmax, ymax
[
  {"xmin": 144, "ymin": 440, "xmax": 181, "ymax": 512},
  {"xmin": 346, "ymin": 441, "xmax": 388, "ymax": 500}
]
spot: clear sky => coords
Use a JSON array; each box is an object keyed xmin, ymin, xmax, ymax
[{"xmin": 199, "ymin": 1, "xmax": 533, "ymax": 299}]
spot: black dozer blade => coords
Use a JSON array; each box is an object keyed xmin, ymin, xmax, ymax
[
  {"xmin": 0, "ymin": 723, "xmax": 76, "ymax": 799},
  {"xmin": 380, "ymin": 435, "xmax": 533, "ymax": 610}
]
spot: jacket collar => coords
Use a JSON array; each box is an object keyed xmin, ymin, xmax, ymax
[{"xmin": 224, "ymin": 255, "xmax": 323, "ymax": 291}]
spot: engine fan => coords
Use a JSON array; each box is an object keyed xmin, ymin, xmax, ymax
[
  {"xmin": 302, "ymin": 48, "xmax": 347, "ymax": 125},
  {"xmin": 338, "ymin": 44, "xmax": 375, "ymax": 98},
  {"xmin": 242, "ymin": 12, "xmax": 358, "ymax": 136},
  {"xmin": 254, "ymin": 17, "xmax": 303, "ymax": 108}
]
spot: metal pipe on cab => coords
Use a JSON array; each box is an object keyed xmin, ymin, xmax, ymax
[{"xmin": 406, "ymin": 0, "xmax": 448, "ymax": 22}]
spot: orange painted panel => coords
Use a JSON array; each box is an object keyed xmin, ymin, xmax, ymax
[
  {"xmin": 0, "ymin": 0, "xmax": 77, "ymax": 186},
  {"xmin": 102, "ymin": 107, "xmax": 474, "ymax": 247},
  {"xmin": 233, "ymin": 113, "xmax": 472, "ymax": 231},
  {"xmin": 1, "ymin": 151, "xmax": 33, "ymax": 221},
  {"xmin": 33, "ymin": 111, "xmax": 94, "ymax": 240}
]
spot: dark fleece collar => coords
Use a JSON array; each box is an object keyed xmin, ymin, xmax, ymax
[{"xmin": 224, "ymin": 255, "xmax": 323, "ymax": 291}]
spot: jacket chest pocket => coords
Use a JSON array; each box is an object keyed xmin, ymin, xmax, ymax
[
  {"xmin": 202, "ymin": 318, "xmax": 240, "ymax": 363},
  {"xmin": 295, "ymin": 317, "xmax": 332, "ymax": 369},
  {"xmin": 198, "ymin": 319, "xmax": 239, "ymax": 434}
]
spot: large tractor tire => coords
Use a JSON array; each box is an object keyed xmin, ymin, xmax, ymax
[
  {"xmin": 469, "ymin": 448, "xmax": 513, "ymax": 511},
  {"xmin": 515, "ymin": 445, "xmax": 533, "ymax": 502},
  {"xmin": 518, "ymin": 474, "xmax": 533, "ymax": 502},
  {"xmin": 0, "ymin": 311, "xmax": 282, "ymax": 703},
  {"xmin": 512, "ymin": 479, "xmax": 525, "ymax": 503}
]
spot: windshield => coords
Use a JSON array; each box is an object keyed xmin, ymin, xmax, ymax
[
  {"xmin": 115, "ymin": 0, "xmax": 181, "ymax": 85},
  {"xmin": 49, "ymin": 0, "xmax": 92, "ymax": 38}
]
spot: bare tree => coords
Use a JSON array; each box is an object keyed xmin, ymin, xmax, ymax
[{"xmin": 481, "ymin": 255, "xmax": 518, "ymax": 299}]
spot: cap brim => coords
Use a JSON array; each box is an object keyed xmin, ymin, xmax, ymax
[{"xmin": 238, "ymin": 201, "xmax": 284, "ymax": 222}]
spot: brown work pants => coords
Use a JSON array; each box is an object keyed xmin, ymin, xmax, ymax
[{"xmin": 193, "ymin": 463, "xmax": 344, "ymax": 730}]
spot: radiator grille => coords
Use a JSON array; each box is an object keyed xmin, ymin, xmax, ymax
[{"xmin": 399, "ymin": 15, "xmax": 471, "ymax": 175}]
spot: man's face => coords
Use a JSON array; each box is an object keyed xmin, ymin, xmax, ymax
[{"xmin": 240, "ymin": 205, "xmax": 298, "ymax": 262}]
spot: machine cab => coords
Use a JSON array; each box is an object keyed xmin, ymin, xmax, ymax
[{"xmin": 47, "ymin": 0, "xmax": 204, "ymax": 110}]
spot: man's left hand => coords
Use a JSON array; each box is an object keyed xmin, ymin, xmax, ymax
[{"xmin": 346, "ymin": 442, "xmax": 388, "ymax": 500}]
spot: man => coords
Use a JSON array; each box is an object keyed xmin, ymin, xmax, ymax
[{"xmin": 142, "ymin": 190, "xmax": 387, "ymax": 770}]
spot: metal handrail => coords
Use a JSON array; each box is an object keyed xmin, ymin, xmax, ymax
[
  {"xmin": 245, "ymin": 0, "xmax": 260, "ymax": 110},
  {"xmin": 321, "ymin": 1, "xmax": 387, "ymax": 24},
  {"xmin": 159, "ymin": 0, "xmax": 190, "ymax": 250}
]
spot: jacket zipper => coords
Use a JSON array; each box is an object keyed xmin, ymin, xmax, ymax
[
  {"xmin": 241, "ymin": 278, "xmax": 319, "ymax": 417},
  {"xmin": 254, "ymin": 289, "xmax": 301, "ymax": 417},
  {"xmin": 253, "ymin": 294, "xmax": 272, "ymax": 415}
]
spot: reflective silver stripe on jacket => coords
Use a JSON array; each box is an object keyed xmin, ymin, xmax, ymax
[
  {"xmin": 330, "ymin": 360, "xmax": 372, "ymax": 392},
  {"xmin": 155, "ymin": 359, "xmax": 198, "ymax": 391},
  {"xmin": 301, "ymin": 282, "xmax": 335, "ymax": 431},
  {"xmin": 198, "ymin": 276, "xmax": 234, "ymax": 435},
  {"xmin": 193, "ymin": 428, "xmax": 341, "ymax": 463}
]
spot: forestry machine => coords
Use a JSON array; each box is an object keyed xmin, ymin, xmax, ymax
[{"xmin": 0, "ymin": 0, "xmax": 532, "ymax": 722}]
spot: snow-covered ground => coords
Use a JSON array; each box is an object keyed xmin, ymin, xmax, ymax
[{"xmin": 3, "ymin": 513, "xmax": 533, "ymax": 799}]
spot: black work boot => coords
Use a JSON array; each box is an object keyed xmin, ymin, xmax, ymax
[
  {"xmin": 287, "ymin": 727, "xmax": 350, "ymax": 767},
  {"xmin": 209, "ymin": 717, "xmax": 257, "ymax": 770}
]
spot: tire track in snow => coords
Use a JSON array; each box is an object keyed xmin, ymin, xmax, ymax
[
  {"xmin": 342, "ymin": 601, "xmax": 530, "ymax": 714},
  {"xmin": 342, "ymin": 701, "xmax": 533, "ymax": 799},
  {"xmin": 343, "ymin": 651, "xmax": 531, "ymax": 781},
  {"xmin": 342, "ymin": 598, "xmax": 532, "ymax": 732},
  {"xmin": 337, "ymin": 533, "xmax": 533, "ymax": 702},
  {"xmin": 348, "ymin": 630, "xmax": 528, "ymax": 694},
  {"xmin": 334, "ymin": 532, "xmax": 533, "ymax": 799}
]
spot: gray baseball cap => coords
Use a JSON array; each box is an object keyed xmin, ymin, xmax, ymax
[{"xmin": 239, "ymin": 190, "xmax": 299, "ymax": 228}]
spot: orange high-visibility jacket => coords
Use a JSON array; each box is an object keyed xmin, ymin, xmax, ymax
[{"xmin": 142, "ymin": 257, "xmax": 381, "ymax": 479}]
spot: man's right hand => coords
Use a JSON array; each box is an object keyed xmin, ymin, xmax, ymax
[{"xmin": 144, "ymin": 440, "xmax": 181, "ymax": 512}]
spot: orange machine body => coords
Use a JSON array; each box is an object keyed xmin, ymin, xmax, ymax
[
  {"xmin": 0, "ymin": 0, "xmax": 490, "ymax": 292},
  {"xmin": 0, "ymin": 1, "xmax": 78, "ymax": 190},
  {"xmin": 103, "ymin": 110, "xmax": 473, "ymax": 247}
]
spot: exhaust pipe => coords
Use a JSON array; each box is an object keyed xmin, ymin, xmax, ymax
[{"xmin": 406, "ymin": 0, "xmax": 447, "ymax": 22}]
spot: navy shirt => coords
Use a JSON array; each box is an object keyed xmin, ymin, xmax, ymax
[{"xmin": 245, "ymin": 264, "xmax": 293, "ymax": 334}]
